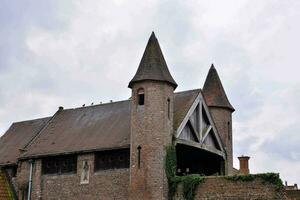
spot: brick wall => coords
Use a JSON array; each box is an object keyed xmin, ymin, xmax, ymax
[
  {"xmin": 175, "ymin": 176, "xmax": 288, "ymax": 200},
  {"xmin": 17, "ymin": 153, "xmax": 129, "ymax": 200},
  {"xmin": 286, "ymin": 190, "xmax": 300, "ymax": 200},
  {"xmin": 129, "ymin": 81, "xmax": 174, "ymax": 200},
  {"xmin": 209, "ymin": 107, "xmax": 233, "ymax": 175}
]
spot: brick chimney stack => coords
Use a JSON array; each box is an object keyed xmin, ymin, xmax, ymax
[{"xmin": 238, "ymin": 156, "xmax": 250, "ymax": 175}]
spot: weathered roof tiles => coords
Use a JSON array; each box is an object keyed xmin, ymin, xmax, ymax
[
  {"xmin": 203, "ymin": 64, "xmax": 235, "ymax": 111},
  {"xmin": 0, "ymin": 117, "xmax": 50, "ymax": 166},
  {"xmin": 18, "ymin": 89, "xmax": 199, "ymax": 159},
  {"xmin": 128, "ymin": 32, "xmax": 177, "ymax": 89}
]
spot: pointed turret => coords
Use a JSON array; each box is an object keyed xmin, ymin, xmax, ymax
[
  {"xmin": 203, "ymin": 64, "xmax": 234, "ymax": 175},
  {"xmin": 203, "ymin": 64, "xmax": 234, "ymax": 111},
  {"xmin": 129, "ymin": 32, "xmax": 175, "ymax": 199},
  {"xmin": 128, "ymin": 32, "xmax": 177, "ymax": 89}
]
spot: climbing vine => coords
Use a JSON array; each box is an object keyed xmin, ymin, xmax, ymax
[{"xmin": 165, "ymin": 145, "xmax": 204, "ymax": 200}]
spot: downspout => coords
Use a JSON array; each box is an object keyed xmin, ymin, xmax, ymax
[{"xmin": 27, "ymin": 159, "xmax": 34, "ymax": 200}]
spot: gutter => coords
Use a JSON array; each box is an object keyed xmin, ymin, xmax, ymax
[{"xmin": 27, "ymin": 159, "xmax": 34, "ymax": 200}]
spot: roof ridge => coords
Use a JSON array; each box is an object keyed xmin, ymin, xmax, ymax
[
  {"xmin": 174, "ymin": 88, "xmax": 201, "ymax": 94},
  {"xmin": 11, "ymin": 116, "xmax": 51, "ymax": 125},
  {"xmin": 63, "ymin": 99, "xmax": 131, "ymax": 112}
]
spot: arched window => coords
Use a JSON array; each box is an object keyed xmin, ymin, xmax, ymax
[{"xmin": 137, "ymin": 89, "xmax": 145, "ymax": 106}]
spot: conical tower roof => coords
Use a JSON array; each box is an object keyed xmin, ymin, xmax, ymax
[
  {"xmin": 128, "ymin": 32, "xmax": 177, "ymax": 89},
  {"xmin": 203, "ymin": 64, "xmax": 235, "ymax": 111}
]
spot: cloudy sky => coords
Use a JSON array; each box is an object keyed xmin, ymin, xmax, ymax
[{"xmin": 0, "ymin": 0, "xmax": 299, "ymax": 184}]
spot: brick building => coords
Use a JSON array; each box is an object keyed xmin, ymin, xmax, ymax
[{"xmin": 0, "ymin": 33, "xmax": 291, "ymax": 200}]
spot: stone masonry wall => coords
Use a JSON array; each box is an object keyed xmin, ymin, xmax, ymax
[
  {"xmin": 17, "ymin": 153, "xmax": 129, "ymax": 200},
  {"xmin": 129, "ymin": 81, "xmax": 174, "ymax": 200},
  {"xmin": 209, "ymin": 107, "xmax": 233, "ymax": 175},
  {"xmin": 175, "ymin": 176, "xmax": 288, "ymax": 200}
]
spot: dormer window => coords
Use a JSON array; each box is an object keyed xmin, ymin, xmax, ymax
[{"xmin": 138, "ymin": 89, "xmax": 145, "ymax": 106}]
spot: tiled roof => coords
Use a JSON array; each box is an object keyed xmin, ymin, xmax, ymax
[
  {"xmin": 203, "ymin": 64, "xmax": 234, "ymax": 111},
  {"xmin": 14, "ymin": 89, "xmax": 199, "ymax": 159},
  {"xmin": 0, "ymin": 170, "xmax": 14, "ymax": 200},
  {"xmin": 0, "ymin": 117, "xmax": 50, "ymax": 165},
  {"xmin": 128, "ymin": 32, "xmax": 177, "ymax": 89}
]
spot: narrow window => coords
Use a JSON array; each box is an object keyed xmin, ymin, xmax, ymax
[
  {"xmin": 228, "ymin": 121, "xmax": 231, "ymax": 140},
  {"xmin": 167, "ymin": 98, "xmax": 170, "ymax": 119},
  {"xmin": 138, "ymin": 89, "xmax": 145, "ymax": 106},
  {"xmin": 137, "ymin": 146, "xmax": 142, "ymax": 169}
]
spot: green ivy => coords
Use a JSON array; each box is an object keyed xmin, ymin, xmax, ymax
[
  {"xmin": 181, "ymin": 174, "xmax": 204, "ymax": 200},
  {"xmin": 226, "ymin": 173, "xmax": 284, "ymax": 191},
  {"xmin": 165, "ymin": 145, "xmax": 204, "ymax": 200},
  {"xmin": 256, "ymin": 173, "xmax": 284, "ymax": 190}
]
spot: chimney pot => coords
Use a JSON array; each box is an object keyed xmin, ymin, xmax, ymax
[
  {"xmin": 238, "ymin": 155, "xmax": 250, "ymax": 175},
  {"xmin": 58, "ymin": 106, "xmax": 64, "ymax": 111}
]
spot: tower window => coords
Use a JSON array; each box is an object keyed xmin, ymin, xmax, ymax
[
  {"xmin": 228, "ymin": 121, "xmax": 231, "ymax": 140},
  {"xmin": 137, "ymin": 146, "xmax": 142, "ymax": 169},
  {"xmin": 167, "ymin": 98, "xmax": 170, "ymax": 119},
  {"xmin": 138, "ymin": 89, "xmax": 145, "ymax": 106}
]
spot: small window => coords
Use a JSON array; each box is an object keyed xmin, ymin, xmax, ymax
[
  {"xmin": 42, "ymin": 155, "xmax": 77, "ymax": 175},
  {"xmin": 167, "ymin": 98, "xmax": 170, "ymax": 119},
  {"xmin": 137, "ymin": 145, "xmax": 142, "ymax": 169},
  {"xmin": 95, "ymin": 149, "xmax": 130, "ymax": 171},
  {"xmin": 228, "ymin": 121, "xmax": 231, "ymax": 140},
  {"xmin": 138, "ymin": 89, "xmax": 145, "ymax": 106}
]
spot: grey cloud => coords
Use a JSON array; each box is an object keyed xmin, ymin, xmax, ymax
[{"xmin": 0, "ymin": 0, "xmax": 299, "ymax": 184}]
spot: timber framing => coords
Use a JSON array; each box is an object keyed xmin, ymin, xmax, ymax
[
  {"xmin": 175, "ymin": 138, "xmax": 225, "ymax": 159},
  {"xmin": 175, "ymin": 91, "xmax": 226, "ymax": 156}
]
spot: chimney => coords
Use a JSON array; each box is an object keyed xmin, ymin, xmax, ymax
[{"xmin": 238, "ymin": 156, "xmax": 250, "ymax": 175}]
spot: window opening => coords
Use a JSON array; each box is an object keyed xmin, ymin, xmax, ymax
[
  {"xmin": 138, "ymin": 89, "xmax": 145, "ymax": 106},
  {"xmin": 94, "ymin": 149, "xmax": 130, "ymax": 171},
  {"xmin": 228, "ymin": 121, "xmax": 231, "ymax": 140},
  {"xmin": 42, "ymin": 155, "xmax": 77, "ymax": 175},
  {"xmin": 167, "ymin": 98, "xmax": 170, "ymax": 119},
  {"xmin": 137, "ymin": 146, "xmax": 142, "ymax": 169}
]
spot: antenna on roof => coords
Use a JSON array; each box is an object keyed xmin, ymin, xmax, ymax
[{"xmin": 82, "ymin": 104, "xmax": 85, "ymax": 107}]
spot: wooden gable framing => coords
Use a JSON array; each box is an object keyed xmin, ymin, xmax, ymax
[{"xmin": 175, "ymin": 92, "xmax": 226, "ymax": 159}]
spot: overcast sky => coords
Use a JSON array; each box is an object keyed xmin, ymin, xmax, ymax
[{"xmin": 0, "ymin": 0, "xmax": 299, "ymax": 184}]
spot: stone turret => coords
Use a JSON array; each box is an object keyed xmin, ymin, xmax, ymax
[
  {"xmin": 203, "ymin": 64, "xmax": 235, "ymax": 175},
  {"xmin": 128, "ymin": 32, "xmax": 176, "ymax": 200}
]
